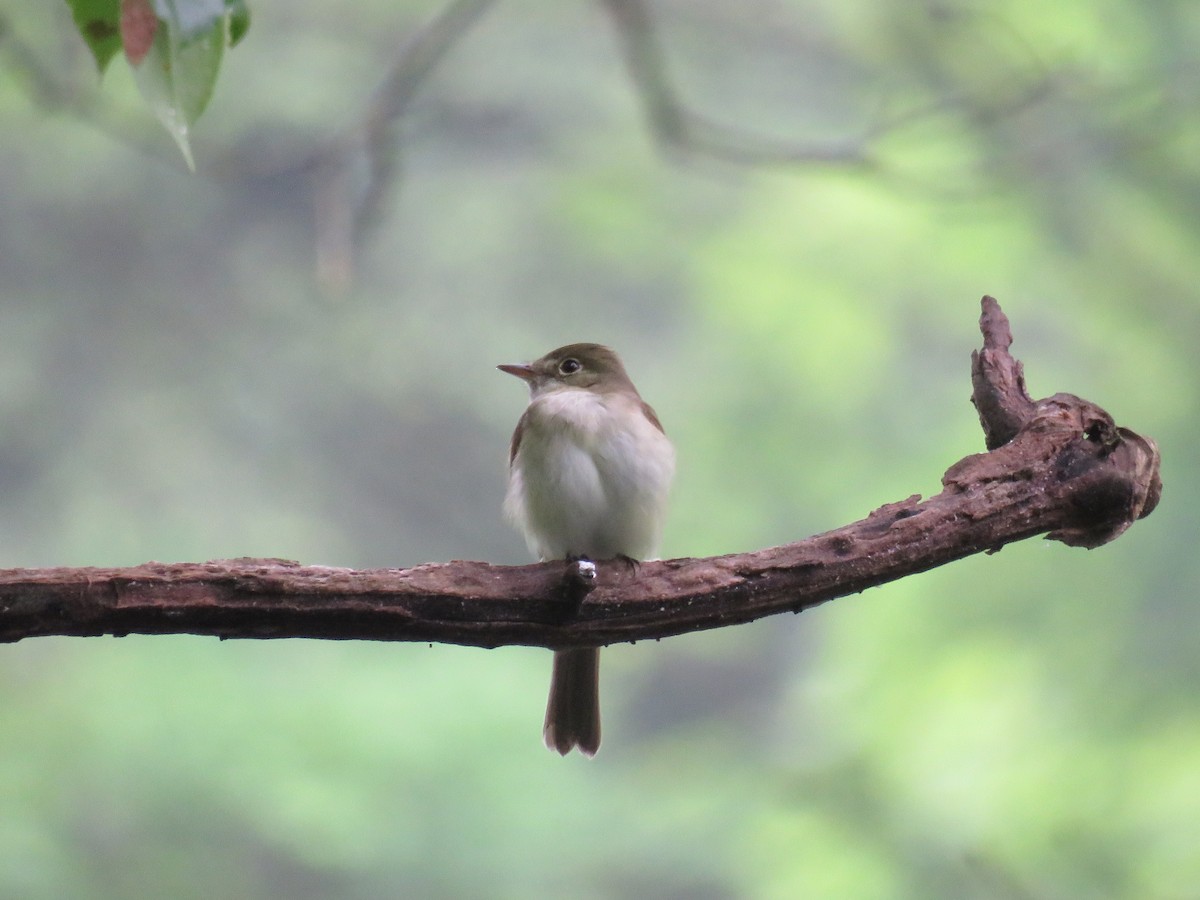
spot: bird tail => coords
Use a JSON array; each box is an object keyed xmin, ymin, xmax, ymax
[{"xmin": 543, "ymin": 648, "xmax": 601, "ymax": 757}]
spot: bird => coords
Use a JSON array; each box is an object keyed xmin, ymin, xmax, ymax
[{"xmin": 499, "ymin": 343, "xmax": 675, "ymax": 756}]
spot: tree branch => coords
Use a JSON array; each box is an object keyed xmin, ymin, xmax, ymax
[
  {"xmin": 310, "ymin": 0, "xmax": 498, "ymax": 294},
  {"xmin": 0, "ymin": 298, "xmax": 1160, "ymax": 648},
  {"xmin": 599, "ymin": 0, "xmax": 872, "ymax": 165}
]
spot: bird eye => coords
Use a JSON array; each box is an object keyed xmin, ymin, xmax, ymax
[{"xmin": 559, "ymin": 358, "xmax": 581, "ymax": 375}]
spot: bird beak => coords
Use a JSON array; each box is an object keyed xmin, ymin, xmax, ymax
[{"xmin": 497, "ymin": 363, "xmax": 536, "ymax": 382}]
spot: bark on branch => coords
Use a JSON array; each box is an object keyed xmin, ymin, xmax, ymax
[{"xmin": 0, "ymin": 298, "xmax": 1161, "ymax": 648}]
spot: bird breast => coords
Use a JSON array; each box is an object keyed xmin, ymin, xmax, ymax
[{"xmin": 505, "ymin": 388, "xmax": 674, "ymax": 562}]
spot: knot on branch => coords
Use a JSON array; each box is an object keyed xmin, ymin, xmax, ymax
[
  {"xmin": 967, "ymin": 296, "xmax": 1162, "ymax": 549},
  {"xmin": 1048, "ymin": 420, "xmax": 1161, "ymax": 548}
]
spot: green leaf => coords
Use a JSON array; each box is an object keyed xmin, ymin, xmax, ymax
[
  {"xmin": 226, "ymin": 0, "xmax": 250, "ymax": 47},
  {"xmin": 65, "ymin": 0, "xmax": 122, "ymax": 72},
  {"xmin": 131, "ymin": 17, "xmax": 225, "ymax": 171},
  {"xmin": 68, "ymin": 0, "xmax": 251, "ymax": 168}
]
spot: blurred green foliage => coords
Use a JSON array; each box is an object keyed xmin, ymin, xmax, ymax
[{"xmin": 0, "ymin": 0, "xmax": 1196, "ymax": 897}]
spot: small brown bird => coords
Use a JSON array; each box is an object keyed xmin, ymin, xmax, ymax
[{"xmin": 499, "ymin": 343, "xmax": 675, "ymax": 756}]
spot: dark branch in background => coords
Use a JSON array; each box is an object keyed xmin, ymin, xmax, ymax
[
  {"xmin": 599, "ymin": 0, "xmax": 1053, "ymax": 170},
  {"xmin": 598, "ymin": 0, "xmax": 870, "ymax": 165},
  {"xmin": 311, "ymin": 0, "xmax": 498, "ymax": 294},
  {"xmin": 309, "ymin": 0, "xmax": 1051, "ymax": 284},
  {"xmin": 0, "ymin": 299, "xmax": 1161, "ymax": 647}
]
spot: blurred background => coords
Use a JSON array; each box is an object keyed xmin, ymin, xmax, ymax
[{"xmin": 0, "ymin": 0, "xmax": 1196, "ymax": 897}]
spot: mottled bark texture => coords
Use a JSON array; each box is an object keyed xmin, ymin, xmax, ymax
[{"xmin": 0, "ymin": 298, "xmax": 1161, "ymax": 647}]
